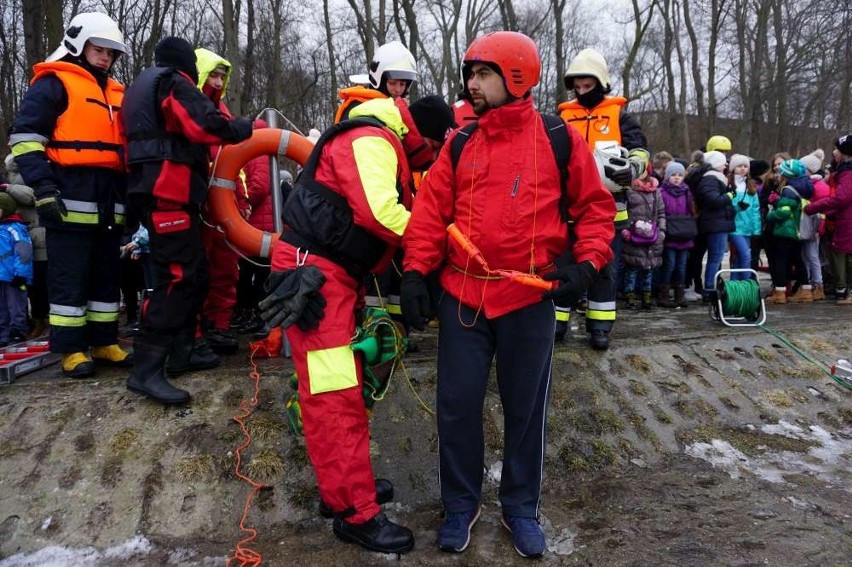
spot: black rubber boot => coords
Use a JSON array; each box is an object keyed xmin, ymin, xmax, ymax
[
  {"xmin": 589, "ymin": 329, "xmax": 609, "ymax": 350},
  {"xmin": 319, "ymin": 479, "xmax": 394, "ymax": 519},
  {"xmin": 166, "ymin": 330, "xmax": 221, "ymax": 376},
  {"xmin": 204, "ymin": 327, "xmax": 239, "ymax": 354},
  {"xmin": 127, "ymin": 338, "xmax": 190, "ymax": 404},
  {"xmin": 332, "ymin": 512, "xmax": 414, "ymax": 554}
]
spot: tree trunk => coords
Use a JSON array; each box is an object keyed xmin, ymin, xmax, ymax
[{"xmin": 221, "ymin": 0, "xmax": 242, "ymax": 114}]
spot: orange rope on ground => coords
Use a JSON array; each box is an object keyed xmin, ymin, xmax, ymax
[{"xmin": 226, "ymin": 344, "xmax": 267, "ymax": 567}]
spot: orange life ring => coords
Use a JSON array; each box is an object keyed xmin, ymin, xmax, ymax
[{"xmin": 207, "ymin": 128, "xmax": 313, "ymax": 258}]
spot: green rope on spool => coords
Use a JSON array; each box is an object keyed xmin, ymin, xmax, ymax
[{"xmin": 718, "ymin": 278, "xmax": 761, "ymax": 320}]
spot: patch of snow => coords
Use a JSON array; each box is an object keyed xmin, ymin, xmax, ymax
[
  {"xmin": 684, "ymin": 421, "xmax": 852, "ymax": 490},
  {"xmin": 0, "ymin": 536, "xmax": 152, "ymax": 567},
  {"xmin": 486, "ymin": 460, "xmax": 502, "ymax": 484}
]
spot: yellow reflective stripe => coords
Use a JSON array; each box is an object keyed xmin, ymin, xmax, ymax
[
  {"xmin": 351, "ymin": 136, "xmax": 410, "ymax": 237},
  {"xmin": 11, "ymin": 141, "xmax": 46, "ymax": 156},
  {"xmin": 555, "ymin": 310, "xmax": 570, "ymax": 322},
  {"xmin": 614, "ymin": 209, "xmax": 629, "ymax": 222},
  {"xmin": 50, "ymin": 313, "xmax": 86, "ymax": 327},
  {"xmin": 384, "ymin": 303, "xmax": 401, "ymax": 315},
  {"xmin": 586, "ymin": 309, "xmax": 617, "ymax": 321},
  {"xmin": 113, "ymin": 213, "xmax": 125, "ymax": 225},
  {"xmin": 307, "ymin": 345, "xmax": 358, "ymax": 394},
  {"xmin": 365, "ymin": 295, "xmax": 402, "ymax": 314},
  {"xmin": 65, "ymin": 211, "xmax": 99, "ymax": 224},
  {"xmin": 87, "ymin": 311, "xmax": 119, "ymax": 323}
]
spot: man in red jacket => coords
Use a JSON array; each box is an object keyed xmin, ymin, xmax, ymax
[
  {"xmin": 400, "ymin": 32, "xmax": 615, "ymax": 558},
  {"xmin": 122, "ymin": 37, "xmax": 251, "ymax": 404}
]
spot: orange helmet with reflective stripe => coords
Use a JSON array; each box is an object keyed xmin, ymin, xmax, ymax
[{"xmin": 462, "ymin": 31, "xmax": 540, "ymax": 99}]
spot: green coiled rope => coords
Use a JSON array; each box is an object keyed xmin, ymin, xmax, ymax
[{"xmin": 718, "ymin": 279, "xmax": 851, "ymax": 391}]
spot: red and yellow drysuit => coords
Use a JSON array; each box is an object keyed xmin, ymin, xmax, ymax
[{"xmin": 270, "ymin": 98, "xmax": 414, "ymax": 524}]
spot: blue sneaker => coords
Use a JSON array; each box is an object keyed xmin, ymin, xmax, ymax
[
  {"xmin": 437, "ymin": 507, "xmax": 481, "ymax": 553},
  {"xmin": 501, "ymin": 515, "xmax": 546, "ymax": 558}
]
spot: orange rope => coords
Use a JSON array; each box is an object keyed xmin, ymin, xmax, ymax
[{"xmin": 226, "ymin": 344, "xmax": 267, "ymax": 567}]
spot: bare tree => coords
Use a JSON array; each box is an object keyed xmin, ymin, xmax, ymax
[
  {"xmin": 622, "ymin": 0, "xmax": 657, "ymax": 102},
  {"xmin": 221, "ymin": 0, "xmax": 242, "ymax": 113}
]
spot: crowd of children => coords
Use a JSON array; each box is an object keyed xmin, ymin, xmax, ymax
[{"xmin": 610, "ymin": 135, "xmax": 852, "ymax": 310}]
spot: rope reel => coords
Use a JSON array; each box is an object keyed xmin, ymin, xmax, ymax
[{"xmin": 708, "ymin": 268, "xmax": 766, "ymax": 327}]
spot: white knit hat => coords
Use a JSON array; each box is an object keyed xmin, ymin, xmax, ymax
[
  {"xmin": 703, "ymin": 151, "xmax": 727, "ymax": 170},
  {"xmin": 798, "ymin": 149, "xmax": 824, "ymax": 174},
  {"xmin": 728, "ymin": 153, "xmax": 750, "ymax": 171}
]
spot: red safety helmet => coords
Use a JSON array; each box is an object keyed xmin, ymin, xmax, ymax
[{"xmin": 462, "ymin": 31, "xmax": 541, "ymax": 99}]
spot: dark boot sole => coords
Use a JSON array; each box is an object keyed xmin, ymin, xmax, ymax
[
  {"xmin": 64, "ymin": 363, "xmax": 96, "ymax": 379},
  {"xmin": 332, "ymin": 526, "xmax": 414, "ymax": 554},
  {"xmin": 127, "ymin": 384, "xmax": 190, "ymax": 405}
]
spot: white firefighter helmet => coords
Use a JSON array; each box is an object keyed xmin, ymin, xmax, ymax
[
  {"xmin": 594, "ymin": 141, "xmax": 630, "ymax": 192},
  {"xmin": 564, "ymin": 48, "xmax": 611, "ymax": 92},
  {"xmin": 46, "ymin": 12, "xmax": 126, "ymax": 63},
  {"xmin": 349, "ymin": 40, "xmax": 417, "ymax": 91}
]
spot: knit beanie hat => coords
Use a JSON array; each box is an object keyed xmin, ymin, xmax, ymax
[
  {"xmin": 779, "ymin": 158, "xmax": 807, "ymax": 179},
  {"xmin": 0, "ymin": 192, "xmax": 17, "ymax": 216},
  {"xmin": 408, "ymin": 95, "xmax": 456, "ymax": 142},
  {"xmin": 664, "ymin": 161, "xmax": 685, "ymax": 180},
  {"xmin": 155, "ymin": 37, "xmax": 199, "ymax": 84},
  {"xmin": 729, "ymin": 153, "xmax": 750, "ymax": 171},
  {"xmin": 799, "ymin": 149, "xmax": 824, "ymax": 174},
  {"xmin": 835, "ymin": 134, "xmax": 852, "ymax": 156},
  {"xmin": 703, "ymin": 150, "xmax": 726, "ymax": 170},
  {"xmin": 749, "ymin": 159, "xmax": 770, "ymax": 180}
]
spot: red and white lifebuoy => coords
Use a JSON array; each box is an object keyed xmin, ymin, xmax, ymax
[{"xmin": 207, "ymin": 128, "xmax": 313, "ymax": 258}]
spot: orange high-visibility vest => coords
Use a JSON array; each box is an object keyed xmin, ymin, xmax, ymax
[
  {"xmin": 32, "ymin": 61, "xmax": 124, "ymax": 170},
  {"xmin": 557, "ymin": 96, "xmax": 627, "ymax": 150}
]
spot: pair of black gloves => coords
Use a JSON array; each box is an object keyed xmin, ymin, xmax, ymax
[
  {"xmin": 258, "ymin": 266, "xmax": 327, "ymax": 331},
  {"xmin": 399, "ymin": 260, "xmax": 597, "ymax": 331}
]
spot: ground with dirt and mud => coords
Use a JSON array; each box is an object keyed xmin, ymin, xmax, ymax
[{"xmin": 0, "ymin": 294, "xmax": 851, "ymax": 566}]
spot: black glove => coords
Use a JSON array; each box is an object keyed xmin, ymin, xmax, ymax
[
  {"xmin": 400, "ymin": 270, "xmax": 430, "ymax": 331},
  {"xmin": 10, "ymin": 276, "xmax": 27, "ymax": 289},
  {"xmin": 295, "ymin": 293, "xmax": 328, "ymax": 332},
  {"xmin": 604, "ymin": 165, "xmax": 632, "ymax": 187},
  {"xmin": 541, "ymin": 260, "xmax": 597, "ymax": 308},
  {"xmin": 34, "ymin": 184, "xmax": 67, "ymax": 225},
  {"xmin": 737, "ymin": 201, "xmax": 750, "ymax": 211},
  {"xmin": 258, "ymin": 265, "xmax": 326, "ymax": 330}
]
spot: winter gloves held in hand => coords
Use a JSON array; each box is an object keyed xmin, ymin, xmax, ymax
[
  {"xmin": 259, "ymin": 266, "xmax": 327, "ymax": 331},
  {"xmin": 541, "ymin": 260, "xmax": 597, "ymax": 308},
  {"xmin": 604, "ymin": 165, "xmax": 633, "ymax": 187}
]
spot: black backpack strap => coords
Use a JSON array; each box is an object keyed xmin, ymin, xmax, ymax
[
  {"xmin": 540, "ymin": 113, "xmax": 572, "ymax": 223},
  {"xmin": 449, "ymin": 121, "xmax": 479, "ymax": 172}
]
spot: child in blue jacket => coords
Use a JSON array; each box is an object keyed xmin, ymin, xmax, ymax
[{"xmin": 0, "ymin": 193, "xmax": 33, "ymax": 346}]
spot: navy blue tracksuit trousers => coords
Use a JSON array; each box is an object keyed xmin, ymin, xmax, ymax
[{"xmin": 436, "ymin": 292, "xmax": 554, "ymax": 519}]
